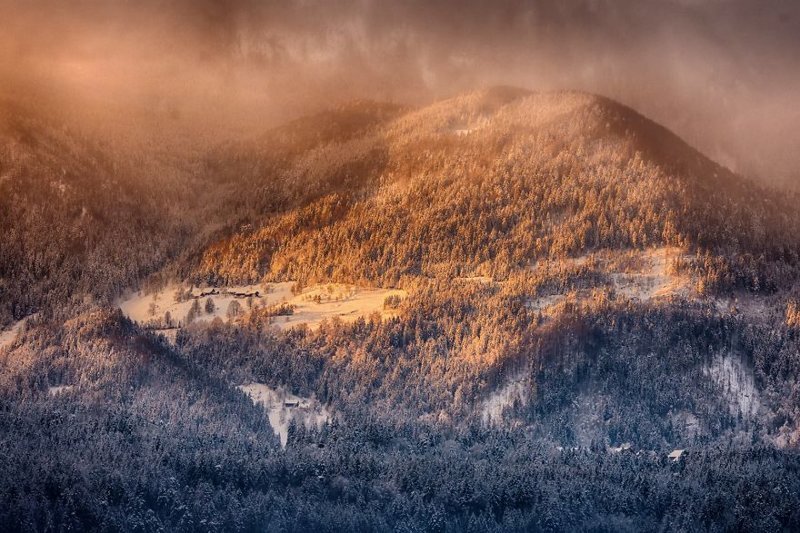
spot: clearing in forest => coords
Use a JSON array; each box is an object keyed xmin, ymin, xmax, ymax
[
  {"xmin": 238, "ymin": 383, "xmax": 330, "ymax": 447},
  {"xmin": 0, "ymin": 316, "xmax": 32, "ymax": 351},
  {"xmin": 274, "ymin": 283, "xmax": 406, "ymax": 330},
  {"xmin": 526, "ymin": 246, "xmax": 694, "ymax": 313},
  {"xmin": 118, "ymin": 281, "xmax": 406, "ymax": 337}
]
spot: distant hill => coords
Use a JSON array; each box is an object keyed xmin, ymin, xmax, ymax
[
  {"xmin": 3, "ymin": 87, "xmax": 799, "ymax": 326},
  {"xmin": 194, "ymin": 88, "xmax": 800, "ymax": 293}
]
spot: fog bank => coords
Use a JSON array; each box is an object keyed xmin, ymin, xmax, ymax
[{"xmin": 1, "ymin": 0, "xmax": 797, "ymax": 185}]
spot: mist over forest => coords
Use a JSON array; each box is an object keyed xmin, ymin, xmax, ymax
[
  {"xmin": 2, "ymin": 2, "xmax": 800, "ymax": 531},
  {"xmin": 2, "ymin": 0, "xmax": 799, "ymax": 184}
]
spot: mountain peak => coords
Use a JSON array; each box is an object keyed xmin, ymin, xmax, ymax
[{"xmin": 191, "ymin": 89, "xmax": 800, "ymax": 294}]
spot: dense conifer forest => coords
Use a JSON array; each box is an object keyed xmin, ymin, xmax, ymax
[{"xmin": 2, "ymin": 89, "xmax": 800, "ymax": 531}]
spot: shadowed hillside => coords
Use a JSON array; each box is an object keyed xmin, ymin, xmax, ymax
[{"xmin": 0, "ymin": 101, "xmax": 185, "ymax": 326}]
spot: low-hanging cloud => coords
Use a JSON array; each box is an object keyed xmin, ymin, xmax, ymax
[{"xmin": 1, "ymin": 0, "xmax": 798, "ymax": 185}]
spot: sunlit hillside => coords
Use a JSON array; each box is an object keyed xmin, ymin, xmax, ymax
[
  {"xmin": 2, "ymin": 89, "xmax": 800, "ymax": 531},
  {"xmin": 197, "ymin": 89, "xmax": 800, "ymax": 294}
]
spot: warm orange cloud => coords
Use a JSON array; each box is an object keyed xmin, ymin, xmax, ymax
[{"xmin": 1, "ymin": 0, "xmax": 797, "ymax": 185}]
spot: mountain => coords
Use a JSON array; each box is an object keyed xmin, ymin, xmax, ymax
[
  {"xmin": 2, "ymin": 88, "xmax": 800, "ymax": 531},
  {"xmin": 195, "ymin": 88, "xmax": 800, "ymax": 293}
]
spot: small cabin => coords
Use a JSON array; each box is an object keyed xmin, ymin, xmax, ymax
[
  {"xmin": 284, "ymin": 400, "xmax": 300, "ymax": 408},
  {"xmin": 230, "ymin": 291, "xmax": 260, "ymax": 299}
]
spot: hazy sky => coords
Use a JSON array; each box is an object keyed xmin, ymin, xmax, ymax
[{"xmin": 1, "ymin": 0, "xmax": 798, "ymax": 185}]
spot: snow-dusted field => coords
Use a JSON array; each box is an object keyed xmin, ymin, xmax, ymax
[
  {"xmin": 526, "ymin": 247, "xmax": 694, "ymax": 314},
  {"xmin": 238, "ymin": 383, "xmax": 330, "ymax": 447},
  {"xmin": 703, "ymin": 354, "xmax": 760, "ymax": 418},
  {"xmin": 481, "ymin": 373, "xmax": 528, "ymax": 426},
  {"xmin": 0, "ymin": 316, "xmax": 31, "ymax": 351},
  {"xmin": 273, "ymin": 283, "xmax": 406, "ymax": 330},
  {"xmin": 48, "ymin": 385, "xmax": 74, "ymax": 397},
  {"xmin": 119, "ymin": 282, "xmax": 406, "ymax": 338},
  {"xmin": 454, "ymin": 276, "xmax": 494, "ymax": 284},
  {"xmin": 607, "ymin": 247, "xmax": 693, "ymax": 301},
  {"xmin": 119, "ymin": 282, "xmax": 279, "ymax": 327}
]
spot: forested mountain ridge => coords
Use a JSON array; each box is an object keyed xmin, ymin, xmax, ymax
[
  {"xmin": 194, "ymin": 88, "xmax": 800, "ymax": 294},
  {"xmin": 0, "ymin": 100, "xmax": 186, "ymax": 327},
  {"xmin": 2, "ymin": 88, "xmax": 800, "ymax": 531},
  {"xmin": 3, "ymin": 88, "xmax": 798, "ymax": 328},
  {"xmin": 198, "ymin": 100, "xmax": 406, "ymax": 219}
]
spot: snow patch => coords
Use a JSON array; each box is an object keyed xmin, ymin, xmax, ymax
[
  {"xmin": 0, "ymin": 316, "xmax": 32, "ymax": 351},
  {"xmin": 526, "ymin": 294, "xmax": 568, "ymax": 313},
  {"xmin": 48, "ymin": 385, "xmax": 74, "ymax": 397},
  {"xmin": 278, "ymin": 283, "xmax": 406, "ymax": 331},
  {"xmin": 703, "ymin": 354, "xmax": 760, "ymax": 418},
  {"xmin": 607, "ymin": 247, "xmax": 693, "ymax": 301},
  {"xmin": 119, "ymin": 282, "xmax": 272, "ymax": 328},
  {"xmin": 454, "ymin": 276, "xmax": 494, "ymax": 284},
  {"xmin": 481, "ymin": 374, "xmax": 527, "ymax": 426},
  {"xmin": 525, "ymin": 247, "xmax": 694, "ymax": 313},
  {"xmin": 238, "ymin": 383, "xmax": 330, "ymax": 447},
  {"xmin": 712, "ymin": 294, "xmax": 772, "ymax": 321}
]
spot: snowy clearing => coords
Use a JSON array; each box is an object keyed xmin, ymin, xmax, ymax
[
  {"xmin": 703, "ymin": 354, "xmax": 760, "ymax": 418},
  {"xmin": 454, "ymin": 276, "xmax": 494, "ymax": 284},
  {"xmin": 274, "ymin": 283, "xmax": 406, "ymax": 331},
  {"xmin": 119, "ymin": 281, "xmax": 406, "ymax": 338},
  {"xmin": 607, "ymin": 247, "xmax": 693, "ymax": 301},
  {"xmin": 526, "ymin": 247, "xmax": 694, "ymax": 313},
  {"xmin": 238, "ymin": 383, "xmax": 330, "ymax": 447},
  {"xmin": 119, "ymin": 282, "xmax": 276, "ymax": 327},
  {"xmin": 481, "ymin": 373, "xmax": 528, "ymax": 426},
  {"xmin": 48, "ymin": 385, "xmax": 74, "ymax": 397},
  {"xmin": 713, "ymin": 293, "xmax": 773, "ymax": 321},
  {"xmin": 0, "ymin": 316, "xmax": 31, "ymax": 351},
  {"xmin": 526, "ymin": 294, "xmax": 569, "ymax": 313}
]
